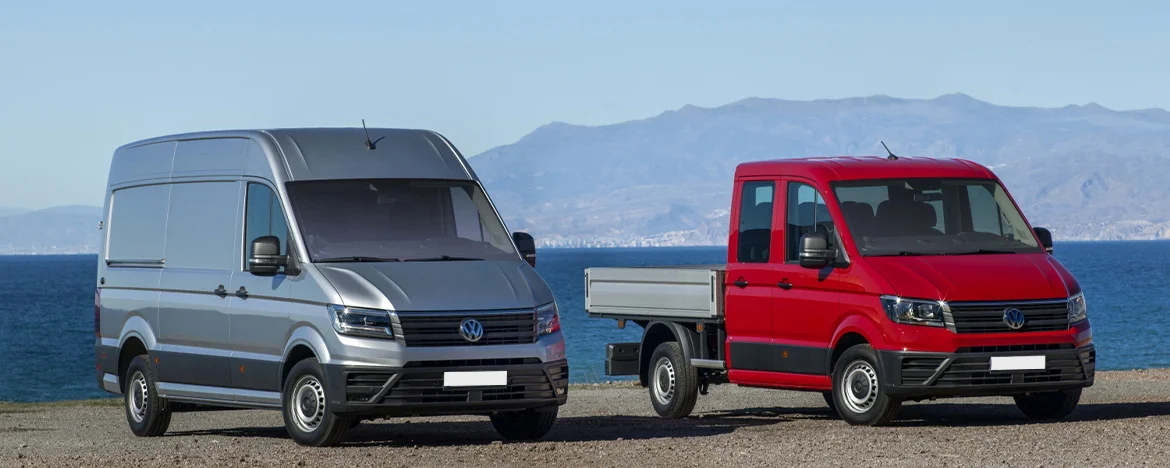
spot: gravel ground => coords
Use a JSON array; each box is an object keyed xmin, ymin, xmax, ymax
[{"xmin": 3, "ymin": 370, "xmax": 1170, "ymax": 467}]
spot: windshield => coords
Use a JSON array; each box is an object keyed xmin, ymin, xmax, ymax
[
  {"xmin": 286, "ymin": 179, "xmax": 518, "ymax": 262},
  {"xmin": 832, "ymin": 179, "xmax": 1041, "ymax": 256}
]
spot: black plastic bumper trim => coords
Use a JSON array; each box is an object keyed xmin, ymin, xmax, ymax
[{"xmin": 878, "ymin": 345, "xmax": 1095, "ymax": 398}]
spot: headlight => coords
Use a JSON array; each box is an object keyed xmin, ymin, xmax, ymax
[
  {"xmin": 881, "ymin": 295, "xmax": 946, "ymax": 327},
  {"xmin": 328, "ymin": 304, "xmax": 394, "ymax": 338},
  {"xmin": 1068, "ymin": 292, "xmax": 1087, "ymax": 324},
  {"xmin": 536, "ymin": 302, "xmax": 560, "ymax": 336}
]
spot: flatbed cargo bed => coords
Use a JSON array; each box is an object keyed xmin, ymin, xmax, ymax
[{"xmin": 584, "ymin": 265, "xmax": 726, "ymax": 321}]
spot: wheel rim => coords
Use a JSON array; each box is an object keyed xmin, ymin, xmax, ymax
[
  {"xmin": 128, "ymin": 371, "xmax": 148, "ymax": 423},
  {"xmin": 841, "ymin": 360, "xmax": 879, "ymax": 414},
  {"xmin": 291, "ymin": 375, "xmax": 327, "ymax": 433},
  {"xmin": 652, "ymin": 357, "xmax": 676, "ymax": 406}
]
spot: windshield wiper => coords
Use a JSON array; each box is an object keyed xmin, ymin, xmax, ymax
[
  {"xmin": 946, "ymin": 249, "xmax": 1017, "ymax": 255},
  {"xmin": 403, "ymin": 256, "xmax": 484, "ymax": 262},
  {"xmin": 315, "ymin": 256, "xmax": 402, "ymax": 263}
]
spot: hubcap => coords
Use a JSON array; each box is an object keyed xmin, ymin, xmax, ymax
[
  {"xmin": 652, "ymin": 357, "xmax": 676, "ymax": 406},
  {"xmin": 291, "ymin": 375, "xmax": 326, "ymax": 433},
  {"xmin": 128, "ymin": 371, "xmax": 148, "ymax": 423},
  {"xmin": 841, "ymin": 360, "xmax": 879, "ymax": 414}
]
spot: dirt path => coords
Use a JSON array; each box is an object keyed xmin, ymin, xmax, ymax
[{"xmin": 3, "ymin": 370, "xmax": 1170, "ymax": 467}]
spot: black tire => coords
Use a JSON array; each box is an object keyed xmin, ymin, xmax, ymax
[
  {"xmin": 831, "ymin": 344, "xmax": 901, "ymax": 426},
  {"xmin": 1014, "ymin": 388, "xmax": 1081, "ymax": 420},
  {"xmin": 822, "ymin": 391, "xmax": 837, "ymax": 413},
  {"xmin": 123, "ymin": 355, "xmax": 172, "ymax": 437},
  {"xmin": 489, "ymin": 407, "xmax": 558, "ymax": 441},
  {"xmin": 647, "ymin": 342, "xmax": 699, "ymax": 419},
  {"xmin": 281, "ymin": 358, "xmax": 350, "ymax": 447}
]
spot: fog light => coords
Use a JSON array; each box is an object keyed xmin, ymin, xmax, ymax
[{"xmin": 555, "ymin": 387, "xmax": 565, "ymax": 395}]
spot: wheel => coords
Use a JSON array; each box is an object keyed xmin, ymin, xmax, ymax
[
  {"xmin": 822, "ymin": 391, "xmax": 837, "ymax": 413},
  {"xmin": 281, "ymin": 358, "xmax": 351, "ymax": 447},
  {"xmin": 489, "ymin": 407, "xmax": 558, "ymax": 441},
  {"xmin": 831, "ymin": 344, "xmax": 901, "ymax": 426},
  {"xmin": 648, "ymin": 342, "xmax": 699, "ymax": 419},
  {"xmin": 123, "ymin": 355, "xmax": 172, "ymax": 437},
  {"xmin": 1014, "ymin": 388, "xmax": 1081, "ymax": 420}
]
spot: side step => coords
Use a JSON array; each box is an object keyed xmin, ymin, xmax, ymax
[{"xmin": 690, "ymin": 359, "xmax": 726, "ymax": 370}]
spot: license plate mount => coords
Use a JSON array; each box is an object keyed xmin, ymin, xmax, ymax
[
  {"xmin": 989, "ymin": 355, "xmax": 1046, "ymax": 372},
  {"xmin": 443, "ymin": 371, "xmax": 508, "ymax": 387}
]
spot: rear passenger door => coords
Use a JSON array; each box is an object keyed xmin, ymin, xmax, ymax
[
  {"xmin": 724, "ymin": 179, "xmax": 780, "ymax": 385},
  {"xmin": 228, "ymin": 182, "xmax": 293, "ymax": 397},
  {"xmin": 156, "ymin": 181, "xmax": 243, "ymax": 391}
]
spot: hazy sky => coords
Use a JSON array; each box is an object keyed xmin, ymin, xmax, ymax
[{"xmin": 2, "ymin": 1, "xmax": 1168, "ymax": 208}]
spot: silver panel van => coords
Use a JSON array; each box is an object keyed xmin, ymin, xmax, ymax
[{"xmin": 94, "ymin": 128, "xmax": 567, "ymax": 446}]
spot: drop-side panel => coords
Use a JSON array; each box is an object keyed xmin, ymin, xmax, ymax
[{"xmin": 585, "ymin": 266, "xmax": 725, "ymax": 320}]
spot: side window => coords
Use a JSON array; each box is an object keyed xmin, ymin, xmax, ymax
[
  {"xmin": 245, "ymin": 183, "xmax": 290, "ymax": 269},
  {"xmin": 107, "ymin": 185, "xmax": 170, "ymax": 262},
  {"xmin": 786, "ymin": 182, "xmax": 834, "ymax": 262},
  {"xmin": 736, "ymin": 181, "xmax": 774, "ymax": 263}
]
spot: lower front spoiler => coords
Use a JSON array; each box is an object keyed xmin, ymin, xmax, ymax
[
  {"xmin": 322, "ymin": 358, "xmax": 569, "ymax": 417},
  {"xmin": 878, "ymin": 345, "xmax": 1095, "ymax": 399}
]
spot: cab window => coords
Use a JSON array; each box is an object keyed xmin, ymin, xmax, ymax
[
  {"xmin": 786, "ymin": 182, "xmax": 834, "ymax": 262},
  {"xmin": 244, "ymin": 183, "xmax": 290, "ymax": 270},
  {"xmin": 736, "ymin": 181, "xmax": 774, "ymax": 263}
]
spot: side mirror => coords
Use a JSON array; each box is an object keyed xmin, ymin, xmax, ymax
[
  {"xmin": 248, "ymin": 235, "xmax": 287, "ymax": 276},
  {"xmin": 512, "ymin": 232, "xmax": 536, "ymax": 267},
  {"xmin": 1033, "ymin": 227, "xmax": 1054, "ymax": 254},
  {"xmin": 798, "ymin": 232, "xmax": 835, "ymax": 269}
]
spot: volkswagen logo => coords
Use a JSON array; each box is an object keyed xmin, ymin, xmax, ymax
[
  {"xmin": 459, "ymin": 318, "xmax": 485, "ymax": 343},
  {"xmin": 1003, "ymin": 308, "xmax": 1026, "ymax": 330}
]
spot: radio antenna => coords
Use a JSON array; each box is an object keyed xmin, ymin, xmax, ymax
[
  {"xmin": 881, "ymin": 141, "xmax": 898, "ymax": 160},
  {"xmin": 362, "ymin": 119, "xmax": 384, "ymax": 150}
]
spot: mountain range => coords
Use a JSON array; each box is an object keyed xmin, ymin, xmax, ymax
[
  {"xmin": 473, "ymin": 94, "xmax": 1170, "ymax": 246},
  {"xmin": 4, "ymin": 93, "xmax": 1170, "ymax": 254}
]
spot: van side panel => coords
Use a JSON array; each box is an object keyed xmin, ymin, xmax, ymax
[
  {"xmin": 155, "ymin": 180, "xmax": 242, "ymax": 390},
  {"xmin": 171, "ymin": 138, "xmax": 248, "ymax": 178}
]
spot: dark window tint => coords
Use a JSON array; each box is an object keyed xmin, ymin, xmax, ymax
[
  {"xmin": 285, "ymin": 179, "xmax": 517, "ymax": 262},
  {"xmin": 244, "ymin": 183, "xmax": 290, "ymax": 269},
  {"xmin": 786, "ymin": 182, "xmax": 834, "ymax": 262},
  {"xmin": 736, "ymin": 181, "xmax": 774, "ymax": 263}
]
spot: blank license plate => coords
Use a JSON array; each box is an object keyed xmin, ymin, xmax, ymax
[
  {"xmin": 443, "ymin": 371, "xmax": 507, "ymax": 387},
  {"xmin": 989, "ymin": 355, "xmax": 1046, "ymax": 372}
]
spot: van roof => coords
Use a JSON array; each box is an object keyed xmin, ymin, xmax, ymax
[
  {"xmin": 734, "ymin": 156, "xmax": 996, "ymax": 182},
  {"xmin": 112, "ymin": 128, "xmax": 475, "ymax": 184}
]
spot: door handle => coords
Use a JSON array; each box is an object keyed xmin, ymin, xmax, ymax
[
  {"xmin": 733, "ymin": 279, "xmax": 749, "ymax": 288},
  {"xmin": 777, "ymin": 281, "xmax": 793, "ymax": 290},
  {"xmin": 235, "ymin": 287, "xmax": 249, "ymax": 299},
  {"xmin": 213, "ymin": 285, "xmax": 227, "ymax": 298}
]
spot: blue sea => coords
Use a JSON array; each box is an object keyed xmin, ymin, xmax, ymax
[{"xmin": 1, "ymin": 243, "xmax": 1167, "ymax": 402}]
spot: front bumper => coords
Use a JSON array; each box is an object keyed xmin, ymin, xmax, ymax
[
  {"xmin": 878, "ymin": 344, "xmax": 1095, "ymax": 398},
  {"xmin": 323, "ymin": 358, "xmax": 569, "ymax": 417}
]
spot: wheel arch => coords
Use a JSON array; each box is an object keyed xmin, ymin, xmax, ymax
[
  {"xmin": 281, "ymin": 325, "xmax": 331, "ymax": 390},
  {"xmin": 828, "ymin": 315, "xmax": 885, "ymax": 373},
  {"xmin": 638, "ymin": 321, "xmax": 699, "ymax": 387}
]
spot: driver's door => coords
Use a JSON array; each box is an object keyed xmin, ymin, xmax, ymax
[
  {"xmin": 771, "ymin": 179, "xmax": 844, "ymax": 381},
  {"xmin": 229, "ymin": 182, "xmax": 293, "ymax": 395}
]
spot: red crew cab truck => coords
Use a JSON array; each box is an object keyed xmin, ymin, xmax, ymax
[{"xmin": 585, "ymin": 156, "xmax": 1094, "ymax": 425}]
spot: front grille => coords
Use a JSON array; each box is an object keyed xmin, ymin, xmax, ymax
[
  {"xmin": 375, "ymin": 362, "xmax": 562, "ymax": 405},
  {"xmin": 947, "ymin": 300, "xmax": 1069, "ymax": 334},
  {"xmin": 933, "ymin": 354, "xmax": 1086, "ymax": 387},
  {"xmin": 392, "ymin": 310, "xmax": 537, "ymax": 347},
  {"xmin": 957, "ymin": 343, "xmax": 1073, "ymax": 353}
]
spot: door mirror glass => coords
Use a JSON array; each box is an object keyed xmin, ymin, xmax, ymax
[
  {"xmin": 798, "ymin": 232, "xmax": 834, "ymax": 269},
  {"xmin": 512, "ymin": 232, "xmax": 536, "ymax": 267},
  {"xmin": 249, "ymin": 235, "xmax": 287, "ymax": 276},
  {"xmin": 1033, "ymin": 227, "xmax": 1054, "ymax": 254}
]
